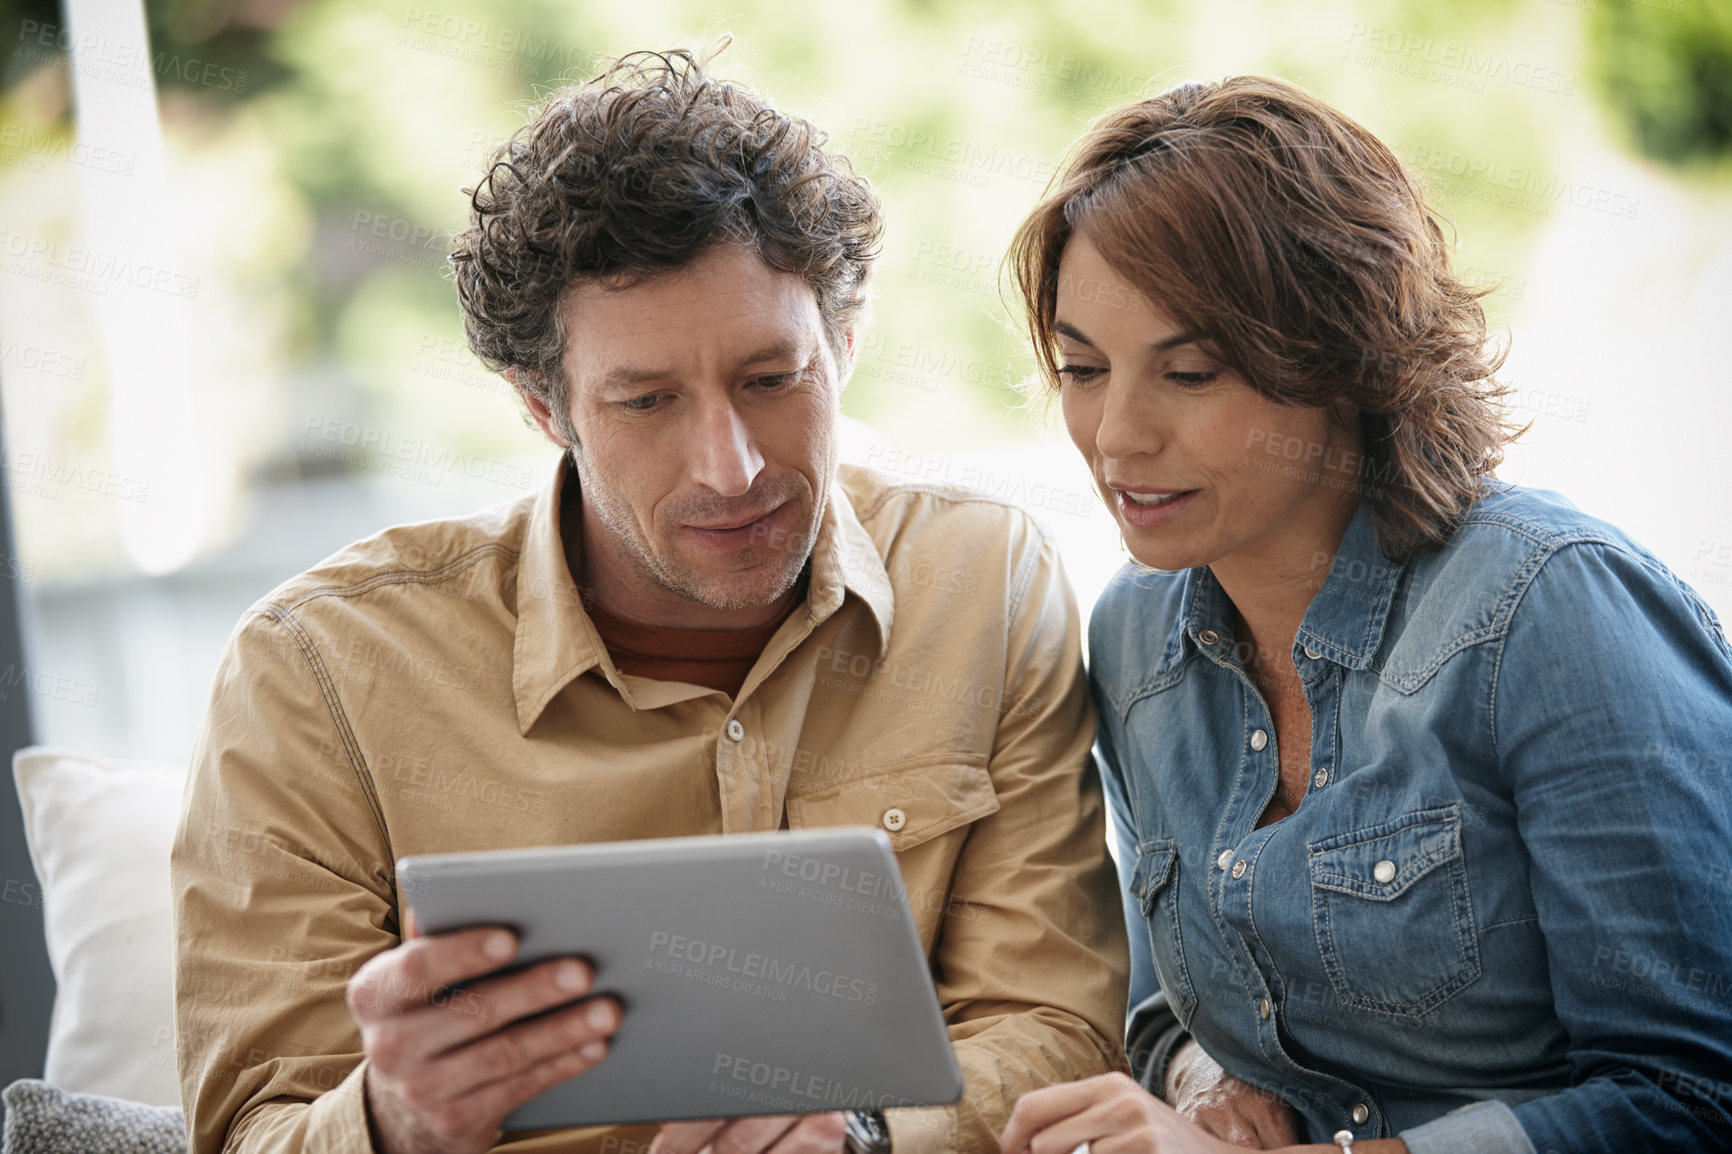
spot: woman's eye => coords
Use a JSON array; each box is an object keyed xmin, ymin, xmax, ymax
[
  {"xmin": 1057, "ymin": 364, "xmax": 1103, "ymax": 385},
  {"xmin": 1167, "ymin": 371, "xmax": 1218, "ymax": 389}
]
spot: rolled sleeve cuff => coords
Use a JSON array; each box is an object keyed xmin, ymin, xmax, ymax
[
  {"xmin": 1399, "ymin": 1100, "xmax": 1535, "ymax": 1154},
  {"xmin": 302, "ymin": 1060, "xmax": 375, "ymax": 1154},
  {"xmin": 884, "ymin": 1104, "xmax": 955, "ymax": 1154}
]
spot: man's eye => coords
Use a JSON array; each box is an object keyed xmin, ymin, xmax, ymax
[
  {"xmin": 1167, "ymin": 372, "xmax": 1218, "ymax": 389},
  {"xmin": 621, "ymin": 393, "xmax": 664, "ymax": 412},
  {"xmin": 754, "ymin": 371, "xmax": 801, "ymax": 390}
]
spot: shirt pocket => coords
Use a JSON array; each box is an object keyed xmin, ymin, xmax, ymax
[
  {"xmin": 1130, "ymin": 837, "xmax": 1197, "ymax": 1028},
  {"xmin": 1307, "ymin": 804, "xmax": 1481, "ymax": 1018},
  {"xmin": 783, "ymin": 753, "xmax": 999, "ymax": 853}
]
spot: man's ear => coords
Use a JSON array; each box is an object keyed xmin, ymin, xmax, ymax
[
  {"xmin": 512, "ymin": 370, "xmax": 570, "ymax": 448},
  {"xmin": 836, "ymin": 326, "xmax": 860, "ymax": 385}
]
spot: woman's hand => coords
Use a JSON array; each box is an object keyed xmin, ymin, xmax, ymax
[
  {"xmin": 1166, "ymin": 1038, "xmax": 1302, "ymax": 1148},
  {"xmin": 1000, "ymin": 1072, "xmax": 1243, "ymax": 1154}
]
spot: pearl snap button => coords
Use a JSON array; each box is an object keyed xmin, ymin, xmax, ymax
[
  {"xmin": 725, "ymin": 719, "xmax": 745, "ymax": 742},
  {"xmin": 1199, "ymin": 629, "xmax": 1220, "ymax": 645},
  {"xmin": 1313, "ymin": 768, "xmax": 1329, "ymax": 788},
  {"xmin": 882, "ymin": 808, "xmax": 907, "ymax": 832},
  {"xmin": 1250, "ymin": 729, "xmax": 1268, "ymax": 752},
  {"xmin": 1231, "ymin": 860, "xmax": 1247, "ymax": 880},
  {"xmin": 1303, "ymin": 646, "xmax": 1322, "ymax": 660},
  {"xmin": 1352, "ymin": 1103, "xmax": 1370, "ymax": 1125},
  {"xmin": 1258, "ymin": 997, "xmax": 1271, "ymax": 1020},
  {"xmin": 1217, "ymin": 849, "xmax": 1234, "ymax": 870},
  {"xmin": 1373, "ymin": 860, "xmax": 1397, "ymax": 884}
]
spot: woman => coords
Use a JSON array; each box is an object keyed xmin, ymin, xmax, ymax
[{"xmin": 997, "ymin": 77, "xmax": 1732, "ymax": 1154}]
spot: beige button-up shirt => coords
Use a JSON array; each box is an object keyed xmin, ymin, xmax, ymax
[{"xmin": 172, "ymin": 456, "xmax": 1129, "ymax": 1154}]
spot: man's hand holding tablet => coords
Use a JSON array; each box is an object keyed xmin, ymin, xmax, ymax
[
  {"xmin": 348, "ymin": 922, "xmax": 855, "ymax": 1154},
  {"xmin": 646, "ymin": 1113, "xmax": 851, "ymax": 1153},
  {"xmin": 347, "ymin": 926, "xmax": 621, "ymax": 1154}
]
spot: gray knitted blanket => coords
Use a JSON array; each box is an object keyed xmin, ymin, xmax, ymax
[{"xmin": 2, "ymin": 1081, "xmax": 184, "ymax": 1154}]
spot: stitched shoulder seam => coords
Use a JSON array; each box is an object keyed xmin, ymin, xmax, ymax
[
  {"xmin": 851, "ymin": 481, "xmax": 1056, "ymax": 543},
  {"xmin": 256, "ymin": 603, "xmax": 394, "ymax": 864},
  {"xmin": 277, "ymin": 543, "xmax": 519, "ymax": 614}
]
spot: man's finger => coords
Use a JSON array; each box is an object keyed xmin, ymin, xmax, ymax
[
  {"xmin": 430, "ymin": 996, "xmax": 619, "ymax": 1101},
  {"xmin": 647, "ymin": 1117, "xmax": 727, "ymax": 1154},
  {"xmin": 348, "ymin": 927, "xmax": 518, "ymax": 1022},
  {"xmin": 762, "ymin": 1113, "xmax": 847, "ymax": 1153},
  {"xmin": 444, "ymin": 1032, "xmax": 613, "ymax": 1137},
  {"xmin": 405, "ymin": 956, "xmax": 596, "ymax": 1060},
  {"xmin": 695, "ymin": 1114, "xmax": 800, "ymax": 1153}
]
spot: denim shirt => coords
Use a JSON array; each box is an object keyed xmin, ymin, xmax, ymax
[{"xmin": 1090, "ymin": 485, "xmax": 1732, "ymax": 1154}]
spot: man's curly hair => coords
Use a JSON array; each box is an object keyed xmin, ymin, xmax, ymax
[{"xmin": 451, "ymin": 46, "xmax": 882, "ymax": 442}]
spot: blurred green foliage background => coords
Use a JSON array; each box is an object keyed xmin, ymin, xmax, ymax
[{"xmin": 1, "ymin": 0, "xmax": 1729, "ymax": 581}]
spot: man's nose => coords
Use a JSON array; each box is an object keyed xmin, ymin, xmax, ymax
[{"xmin": 690, "ymin": 399, "xmax": 765, "ymax": 498}]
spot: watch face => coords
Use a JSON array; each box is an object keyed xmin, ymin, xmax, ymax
[{"xmin": 845, "ymin": 1109, "xmax": 891, "ymax": 1153}]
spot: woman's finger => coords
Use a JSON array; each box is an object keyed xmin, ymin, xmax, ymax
[{"xmin": 1000, "ymin": 1077, "xmax": 1113, "ymax": 1153}]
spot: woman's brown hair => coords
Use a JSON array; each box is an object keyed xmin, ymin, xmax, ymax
[{"xmin": 1007, "ymin": 76, "xmax": 1519, "ymax": 561}]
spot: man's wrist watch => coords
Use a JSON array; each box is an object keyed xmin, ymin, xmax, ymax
[{"xmin": 843, "ymin": 1108, "xmax": 892, "ymax": 1153}]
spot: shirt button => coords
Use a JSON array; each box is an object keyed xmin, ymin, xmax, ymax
[
  {"xmin": 1199, "ymin": 629, "xmax": 1220, "ymax": 646},
  {"xmin": 1373, "ymin": 860, "xmax": 1397, "ymax": 884},
  {"xmin": 725, "ymin": 719, "xmax": 745, "ymax": 742},
  {"xmin": 1352, "ymin": 1103, "xmax": 1370, "ymax": 1125},
  {"xmin": 1250, "ymin": 729, "xmax": 1268, "ymax": 752},
  {"xmin": 1258, "ymin": 997, "xmax": 1271, "ymax": 1020},
  {"xmin": 1231, "ymin": 860, "xmax": 1247, "ymax": 880},
  {"xmin": 1303, "ymin": 646, "xmax": 1322, "ymax": 660},
  {"xmin": 1217, "ymin": 849, "xmax": 1234, "ymax": 870},
  {"xmin": 882, "ymin": 808, "xmax": 907, "ymax": 832},
  {"xmin": 1313, "ymin": 768, "xmax": 1329, "ymax": 788}
]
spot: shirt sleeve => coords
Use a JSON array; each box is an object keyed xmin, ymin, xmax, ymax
[
  {"xmin": 1483, "ymin": 541, "xmax": 1732, "ymax": 1154},
  {"xmin": 173, "ymin": 610, "xmax": 396, "ymax": 1154},
  {"xmin": 886, "ymin": 530, "xmax": 1131, "ymax": 1153},
  {"xmin": 1400, "ymin": 1099, "xmax": 1535, "ymax": 1154}
]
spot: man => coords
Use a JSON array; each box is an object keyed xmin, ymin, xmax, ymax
[{"xmin": 172, "ymin": 48, "xmax": 1127, "ymax": 1154}]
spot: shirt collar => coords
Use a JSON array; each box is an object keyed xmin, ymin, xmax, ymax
[
  {"xmin": 1168, "ymin": 501, "xmax": 1404, "ymax": 673},
  {"xmin": 1295, "ymin": 501, "xmax": 1404, "ymax": 669},
  {"xmin": 512, "ymin": 455, "xmax": 894, "ymax": 734}
]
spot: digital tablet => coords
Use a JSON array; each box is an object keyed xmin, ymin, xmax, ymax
[{"xmin": 396, "ymin": 828, "xmax": 964, "ymax": 1131}]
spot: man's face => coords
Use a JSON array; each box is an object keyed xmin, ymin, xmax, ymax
[{"xmin": 528, "ymin": 244, "xmax": 846, "ymax": 621}]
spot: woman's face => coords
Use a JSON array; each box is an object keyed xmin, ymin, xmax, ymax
[{"xmin": 1056, "ymin": 234, "xmax": 1365, "ymax": 578}]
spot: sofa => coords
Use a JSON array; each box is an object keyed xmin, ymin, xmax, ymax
[{"xmin": 5, "ymin": 748, "xmax": 190, "ymax": 1154}]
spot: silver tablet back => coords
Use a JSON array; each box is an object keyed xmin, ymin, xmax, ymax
[{"xmin": 397, "ymin": 828, "xmax": 964, "ymax": 1130}]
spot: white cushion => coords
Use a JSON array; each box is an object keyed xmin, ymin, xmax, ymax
[{"xmin": 12, "ymin": 747, "xmax": 186, "ymax": 1108}]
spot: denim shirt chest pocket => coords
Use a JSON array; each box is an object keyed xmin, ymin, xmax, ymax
[
  {"xmin": 1130, "ymin": 837, "xmax": 1198, "ymax": 1028},
  {"xmin": 1307, "ymin": 804, "xmax": 1481, "ymax": 1017}
]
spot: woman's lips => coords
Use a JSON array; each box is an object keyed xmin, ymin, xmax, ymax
[{"xmin": 1114, "ymin": 487, "xmax": 1199, "ymax": 528}]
